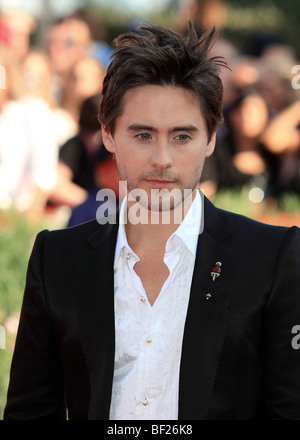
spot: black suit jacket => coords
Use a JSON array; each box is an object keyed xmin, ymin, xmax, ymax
[{"xmin": 4, "ymin": 197, "xmax": 300, "ymax": 419}]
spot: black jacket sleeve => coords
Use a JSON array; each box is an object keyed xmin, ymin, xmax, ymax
[{"xmin": 3, "ymin": 230, "xmax": 66, "ymax": 420}]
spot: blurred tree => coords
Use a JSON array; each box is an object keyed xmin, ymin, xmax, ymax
[
  {"xmin": 173, "ymin": 0, "xmax": 299, "ymax": 53},
  {"xmin": 223, "ymin": 0, "xmax": 300, "ymax": 53}
]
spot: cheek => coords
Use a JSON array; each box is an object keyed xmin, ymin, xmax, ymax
[
  {"xmin": 187, "ymin": 146, "xmax": 209, "ymax": 165},
  {"xmin": 113, "ymin": 147, "xmax": 140, "ymax": 179},
  {"xmin": 178, "ymin": 149, "xmax": 207, "ymax": 179}
]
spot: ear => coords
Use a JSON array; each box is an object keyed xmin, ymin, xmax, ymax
[
  {"xmin": 206, "ymin": 132, "xmax": 216, "ymax": 158},
  {"xmin": 101, "ymin": 126, "xmax": 115, "ymax": 153}
]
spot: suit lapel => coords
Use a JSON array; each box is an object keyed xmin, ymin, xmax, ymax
[
  {"xmin": 77, "ymin": 219, "xmax": 118, "ymax": 419},
  {"xmin": 179, "ymin": 197, "xmax": 236, "ymax": 419}
]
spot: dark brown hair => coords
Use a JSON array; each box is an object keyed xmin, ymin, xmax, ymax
[{"xmin": 99, "ymin": 22, "xmax": 228, "ymax": 140}]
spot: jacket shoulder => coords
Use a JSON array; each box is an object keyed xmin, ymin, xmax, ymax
[
  {"xmin": 214, "ymin": 204, "xmax": 299, "ymax": 251},
  {"xmin": 217, "ymin": 206, "xmax": 289, "ymax": 234},
  {"xmin": 36, "ymin": 216, "xmax": 118, "ymax": 257}
]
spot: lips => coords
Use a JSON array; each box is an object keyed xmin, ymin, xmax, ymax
[{"xmin": 145, "ymin": 179, "xmax": 176, "ymax": 189}]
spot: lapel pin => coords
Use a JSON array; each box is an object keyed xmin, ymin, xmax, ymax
[
  {"xmin": 205, "ymin": 293, "xmax": 212, "ymax": 300},
  {"xmin": 211, "ymin": 262, "xmax": 222, "ymax": 281}
]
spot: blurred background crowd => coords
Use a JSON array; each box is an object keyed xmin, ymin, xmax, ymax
[
  {"xmin": 0, "ymin": 0, "xmax": 299, "ymax": 228},
  {"xmin": 0, "ymin": 0, "xmax": 299, "ymax": 417}
]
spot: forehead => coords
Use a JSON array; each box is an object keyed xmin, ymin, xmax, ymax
[{"xmin": 117, "ymin": 85, "xmax": 206, "ymax": 129}]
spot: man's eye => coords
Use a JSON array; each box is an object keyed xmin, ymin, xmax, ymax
[
  {"xmin": 176, "ymin": 134, "xmax": 191, "ymax": 141},
  {"xmin": 137, "ymin": 133, "xmax": 151, "ymax": 141}
]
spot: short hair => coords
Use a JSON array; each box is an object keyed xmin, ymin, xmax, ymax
[{"xmin": 99, "ymin": 22, "xmax": 228, "ymax": 140}]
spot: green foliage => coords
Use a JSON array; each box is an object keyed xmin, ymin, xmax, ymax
[
  {"xmin": 0, "ymin": 210, "xmax": 47, "ymax": 419},
  {"xmin": 276, "ymin": 192, "xmax": 300, "ymax": 214},
  {"xmin": 0, "ymin": 215, "xmax": 32, "ymax": 317},
  {"xmin": 0, "ymin": 333, "xmax": 16, "ymax": 419},
  {"xmin": 213, "ymin": 186, "xmax": 300, "ymax": 222},
  {"xmin": 213, "ymin": 186, "xmax": 253, "ymax": 216},
  {"xmin": 223, "ymin": 0, "xmax": 300, "ymax": 52}
]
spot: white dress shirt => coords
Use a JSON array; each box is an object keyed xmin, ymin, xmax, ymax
[{"xmin": 109, "ymin": 190, "xmax": 203, "ymax": 420}]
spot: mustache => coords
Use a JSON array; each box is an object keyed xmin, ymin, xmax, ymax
[{"xmin": 139, "ymin": 171, "xmax": 181, "ymax": 182}]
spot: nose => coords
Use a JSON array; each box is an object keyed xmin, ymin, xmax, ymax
[{"xmin": 150, "ymin": 141, "xmax": 173, "ymax": 170}]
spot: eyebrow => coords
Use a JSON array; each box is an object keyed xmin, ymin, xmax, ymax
[{"xmin": 127, "ymin": 124, "xmax": 199, "ymax": 133}]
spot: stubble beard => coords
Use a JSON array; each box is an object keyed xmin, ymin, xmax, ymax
[{"xmin": 118, "ymin": 167, "xmax": 201, "ymax": 213}]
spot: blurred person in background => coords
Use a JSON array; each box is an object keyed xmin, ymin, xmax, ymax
[
  {"xmin": 202, "ymin": 87, "xmax": 271, "ymax": 200},
  {"xmin": 200, "ymin": 34, "xmax": 264, "ymax": 199},
  {"xmin": 207, "ymin": 35, "xmax": 240, "ymax": 116},
  {"xmin": 261, "ymin": 99, "xmax": 300, "ymax": 198},
  {"xmin": 0, "ymin": 8, "xmax": 36, "ymax": 64},
  {"xmin": 202, "ymin": 34, "xmax": 299, "ymax": 202},
  {"xmin": 65, "ymin": 56, "xmax": 106, "ymax": 124},
  {"xmin": 46, "ymin": 17, "xmax": 93, "ymax": 120},
  {"xmin": 257, "ymin": 44, "xmax": 300, "ymax": 198},
  {"xmin": 21, "ymin": 50, "xmax": 76, "ymax": 144},
  {"xmin": 67, "ymin": 8, "xmax": 113, "ymax": 68},
  {"xmin": 258, "ymin": 44, "xmax": 297, "ymax": 117},
  {"xmin": 0, "ymin": 49, "xmax": 75, "ymax": 217},
  {"xmin": 49, "ymin": 93, "xmax": 118, "ymax": 225}
]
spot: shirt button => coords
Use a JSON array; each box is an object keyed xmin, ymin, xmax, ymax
[
  {"xmin": 126, "ymin": 253, "xmax": 131, "ymax": 260},
  {"xmin": 142, "ymin": 398, "xmax": 149, "ymax": 406},
  {"xmin": 140, "ymin": 297, "xmax": 146, "ymax": 303},
  {"xmin": 146, "ymin": 336, "xmax": 152, "ymax": 343}
]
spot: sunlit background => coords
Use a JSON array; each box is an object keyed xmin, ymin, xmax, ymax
[{"xmin": 0, "ymin": 0, "xmax": 299, "ymax": 418}]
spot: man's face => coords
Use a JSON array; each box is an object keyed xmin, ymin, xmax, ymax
[{"xmin": 102, "ymin": 85, "xmax": 216, "ymax": 212}]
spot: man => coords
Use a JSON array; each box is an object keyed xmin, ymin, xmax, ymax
[{"xmin": 4, "ymin": 23, "xmax": 300, "ymax": 420}]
